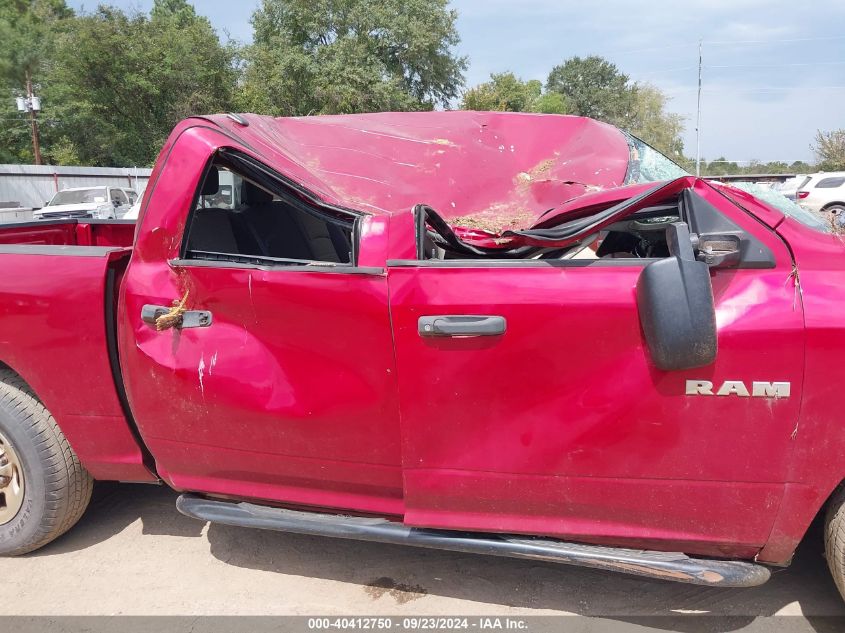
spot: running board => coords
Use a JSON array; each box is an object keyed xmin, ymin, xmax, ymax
[{"xmin": 176, "ymin": 494, "xmax": 770, "ymax": 588}]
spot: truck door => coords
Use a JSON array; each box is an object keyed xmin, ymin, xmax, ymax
[
  {"xmin": 387, "ymin": 182, "xmax": 803, "ymax": 557},
  {"xmin": 118, "ymin": 127, "xmax": 402, "ymax": 516}
]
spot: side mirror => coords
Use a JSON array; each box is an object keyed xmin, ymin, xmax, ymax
[{"xmin": 636, "ymin": 222, "xmax": 717, "ymax": 371}]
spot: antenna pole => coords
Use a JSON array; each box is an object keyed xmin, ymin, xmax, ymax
[{"xmin": 695, "ymin": 39, "xmax": 702, "ymax": 176}]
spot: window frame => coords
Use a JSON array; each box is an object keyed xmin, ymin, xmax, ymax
[
  {"xmin": 401, "ymin": 183, "xmax": 776, "ymax": 270},
  {"xmin": 178, "ymin": 149, "xmax": 365, "ymax": 270},
  {"xmin": 111, "ymin": 188, "xmax": 129, "ymax": 205}
]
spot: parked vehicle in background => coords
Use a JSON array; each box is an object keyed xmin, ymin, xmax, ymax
[
  {"xmin": 797, "ymin": 172, "xmax": 845, "ymax": 219},
  {"xmin": 122, "ymin": 188, "xmax": 139, "ymax": 206},
  {"xmin": 6, "ymin": 112, "xmax": 845, "ymax": 600},
  {"xmin": 124, "ymin": 173, "xmax": 230, "ymax": 221},
  {"xmin": 34, "ymin": 186, "xmax": 135, "ymax": 220},
  {"xmin": 123, "ymin": 200, "xmax": 141, "ymax": 220},
  {"xmin": 775, "ymin": 175, "xmax": 811, "ymax": 202}
]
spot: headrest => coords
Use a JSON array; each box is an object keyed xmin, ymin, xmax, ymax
[
  {"xmin": 243, "ymin": 180, "xmax": 273, "ymax": 206},
  {"xmin": 201, "ymin": 168, "xmax": 219, "ymax": 196}
]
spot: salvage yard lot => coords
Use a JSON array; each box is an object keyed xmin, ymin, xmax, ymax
[{"xmin": 0, "ymin": 483, "xmax": 843, "ymax": 618}]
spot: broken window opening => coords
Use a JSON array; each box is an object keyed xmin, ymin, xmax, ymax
[
  {"xmin": 417, "ymin": 180, "xmax": 688, "ymax": 263},
  {"xmin": 182, "ymin": 150, "xmax": 358, "ymax": 267}
]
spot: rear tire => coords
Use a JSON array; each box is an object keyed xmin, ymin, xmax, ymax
[
  {"xmin": 824, "ymin": 486, "xmax": 845, "ymax": 600},
  {"xmin": 0, "ymin": 369, "xmax": 93, "ymax": 555}
]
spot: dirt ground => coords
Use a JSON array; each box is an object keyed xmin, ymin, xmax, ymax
[{"xmin": 2, "ymin": 482, "xmax": 845, "ymax": 620}]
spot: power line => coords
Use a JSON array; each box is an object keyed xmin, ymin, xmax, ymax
[
  {"xmin": 641, "ymin": 60, "xmax": 845, "ymax": 75},
  {"xmin": 704, "ymin": 34, "xmax": 845, "ymax": 45},
  {"xmin": 707, "ymin": 60, "xmax": 845, "ymax": 69},
  {"xmin": 663, "ymin": 86, "xmax": 845, "ymax": 94},
  {"xmin": 607, "ymin": 34, "xmax": 845, "ymax": 56}
]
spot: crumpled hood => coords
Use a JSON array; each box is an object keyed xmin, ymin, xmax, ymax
[{"xmin": 208, "ymin": 111, "xmax": 632, "ymax": 226}]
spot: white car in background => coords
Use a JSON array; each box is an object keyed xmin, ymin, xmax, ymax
[
  {"xmin": 774, "ymin": 175, "xmax": 811, "ymax": 202},
  {"xmin": 123, "ymin": 199, "xmax": 141, "ymax": 220},
  {"xmin": 35, "ymin": 186, "xmax": 135, "ymax": 220},
  {"xmin": 796, "ymin": 172, "xmax": 845, "ymax": 217}
]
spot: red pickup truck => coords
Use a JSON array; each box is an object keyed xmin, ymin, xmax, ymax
[{"xmin": 1, "ymin": 111, "xmax": 844, "ymax": 597}]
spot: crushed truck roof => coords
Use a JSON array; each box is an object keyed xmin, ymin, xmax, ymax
[{"xmin": 201, "ymin": 111, "xmax": 633, "ymax": 228}]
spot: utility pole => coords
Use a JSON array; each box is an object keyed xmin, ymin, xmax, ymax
[
  {"xmin": 16, "ymin": 71, "xmax": 43, "ymax": 165},
  {"xmin": 695, "ymin": 39, "xmax": 702, "ymax": 177}
]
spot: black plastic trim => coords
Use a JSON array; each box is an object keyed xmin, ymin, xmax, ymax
[
  {"xmin": 104, "ymin": 260, "xmax": 157, "ymax": 476},
  {"xmin": 682, "ymin": 189, "xmax": 776, "ymax": 269},
  {"xmin": 170, "ymin": 257, "xmax": 384, "ymax": 275},
  {"xmin": 386, "ymin": 258, "xmax": 657, "ymax": 268},
  {"xmin": 177, "ymin": 494, "xmax": 772, "ymax": 588}
]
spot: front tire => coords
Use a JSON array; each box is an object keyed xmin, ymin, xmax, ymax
[{"xmin": 0, "ymin": 369, "xmax": 93, "ymax": 555}]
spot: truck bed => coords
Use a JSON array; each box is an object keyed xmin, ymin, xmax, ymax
[
  {"xmin": 0, "ymin": 218, "xmax": 135, "ymax": 249},
  {"xmin": 0, "ymin": 218, "xmax": 154, "ymax": 482}
]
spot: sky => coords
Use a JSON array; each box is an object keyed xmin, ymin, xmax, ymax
[{"xmin": 68, "ymin": 0, "xmax": 845, "ymax": 164}]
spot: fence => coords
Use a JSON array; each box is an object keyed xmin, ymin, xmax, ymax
[{"xmin": 0, "ymin": 164, "xmax": 153, "ymax": 220}]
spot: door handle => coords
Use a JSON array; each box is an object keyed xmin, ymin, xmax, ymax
[
  {"xmin": 418, "ymin": 315, "xmax": 506, "ymax": 337},
  {"xmin": 141, "ymin": 302, "xmax": 212, "ymax": 330}
]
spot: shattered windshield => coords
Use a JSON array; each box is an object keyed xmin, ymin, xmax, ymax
[
  {"xmin": 624, "ymin": 135, "xmax": 688, "ymax": 184},
  {"xmin": 725, "ymin": 181, "xmax": 831, "ymax": 233}
]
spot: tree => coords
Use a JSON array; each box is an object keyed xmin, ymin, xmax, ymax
[
  {"xmin": 0, "ymin": 0, "xmax": 72, "ymax": 163},
  {"xmin": 42, "ymin": 2, "xmax": 238, "ymax": 165},
  {"xmin": 544, "ymin": 56, "xmax": 687, "ymax": 164},
  {"xmin": 813, "ymin": 129, "xmax": 845, "ymax": 171},
  {"xmin": 545, "ymin": 56, "xmax": 635, "ymax": 125},
  {"xmin": 239, "ymin": 0, "xmax": 466, "ymax": 116},
  {"xmin": 0, "ymin": 0, "xmax": 71, "ymax": 86},
  {"xmin": 461, "ymin": 72, "xmax": 567, "ymax": 114},
  {"xmin": 626, "ymin": 84, "xmax": 685, "ymax": 162}
]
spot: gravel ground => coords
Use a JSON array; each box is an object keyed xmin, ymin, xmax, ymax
[{"xmin": 1, "ymin": 482, "xmax": 844, "ymax": 621}]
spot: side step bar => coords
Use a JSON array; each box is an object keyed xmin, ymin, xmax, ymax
[{"xmin": 177, "ymin": 494, "xmax": 770, "ymax": 588}]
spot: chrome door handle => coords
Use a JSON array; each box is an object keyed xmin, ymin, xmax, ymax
[
  {"xmin": 418, "ymin": 315, "xmax": 506, "ymax": 337},
  {"xmin": 141, "ymin": 304, "xmax": 212, "ymax": 330}
]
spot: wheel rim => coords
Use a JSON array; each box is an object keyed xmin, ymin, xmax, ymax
[{"xmin": 0, "ymin": 430, "xmax": 25, "ymax": 525}]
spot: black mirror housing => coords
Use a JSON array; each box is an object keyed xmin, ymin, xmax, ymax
[{"xmin": 637, "ymin": 223, "xmax": 717, "ymax": 371}]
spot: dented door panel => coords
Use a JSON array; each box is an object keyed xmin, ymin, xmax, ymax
[
  {"xmin": 123, "ymin": 264, "xmax": 403, "ymax": 514},
  {"xmin": 387, "ymin": 191, "xmax": 804, "ymax": 558},
  {"xmin": 118, "ymin": 126, "xmax": 403, "ymax": 515}
]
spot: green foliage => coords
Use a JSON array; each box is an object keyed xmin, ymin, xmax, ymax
[
  {"xmin": 0, "ymin": 0, "xmax": 71, "ymax": 85},
  {"xmin": 239, "ymin": 0, "xmax": 467, "ymax": 115},
  {"xmin": 813, "ymin": 129, "xmax": 845, "ymax": 171},
  {"xmin": 0, "ymin": 0, "xmax": 72, "ymax": 162},
  {"xmin": 544, "ymin": 57, "xmax": 687, "ymax": 160},
  {"xmin": 625, "ymin": 84, "xmax": 685, "ymax": 162},
  {"xmin": 461, "ymin": 72, "xmax": 567, "ymax": 114},
  {"xmin": 0, "ymin": 2, "xmax": 827, "ymax": 175},
  {"xmin": 532, "ymin": 91, "xmax": 568, "ymax": 115},
  {"xmin": 40, "ymin": 2, "xmax": 237, "ymax": 165},
  {"xmin": 462, "ymin": 57, "xmax": 685, "ymax": 161},
  {"xmin": 696, "ymin": 157, "xmax": 816, "ymax": 177},
  {"xmin": 546, "ymin": 56, "xmax": 635, "ymax": 124}
]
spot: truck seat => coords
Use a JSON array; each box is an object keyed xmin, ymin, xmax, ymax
[{"xmin": 186, "ymin": 207, "xmax": 240, "ymax": 254}]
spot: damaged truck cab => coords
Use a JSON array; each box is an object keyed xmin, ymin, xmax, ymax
[{"xmin": 2, "ymin": 111, "xmax": 845, "ymax": 596}]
